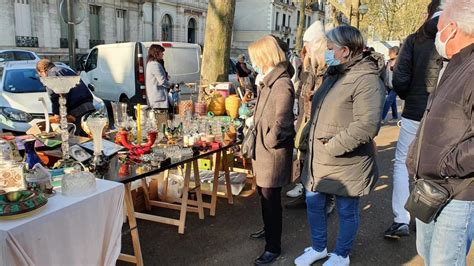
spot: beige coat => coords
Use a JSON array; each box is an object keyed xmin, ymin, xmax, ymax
[{"xmin": 252, "ymin": 64, "xmax": 296, "ymax": 188}]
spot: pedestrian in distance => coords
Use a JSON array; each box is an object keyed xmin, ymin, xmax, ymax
[
  {"xmin": 247, "ymin": 35, "xmax": 296, "ymax": 265},
  {"xmin": 406, "ymin": 0, "xmax": 474, "ymax": 264},
  {"xmin": 384, "ymin": 0, "xmax": 443, "ymax": 239},
  {"xmin": 381, "ymin": 46, "xmax": 400, "ymax": 122},
  {"xmin": 295, "ymin": 25, "xmax": 384, "ymax": 266}
]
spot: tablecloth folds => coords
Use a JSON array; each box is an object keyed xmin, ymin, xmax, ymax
[{"xmin": 0, "ymin": 179, "xmax": 124, "ymax": 266}]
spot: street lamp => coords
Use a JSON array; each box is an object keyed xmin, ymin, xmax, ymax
[{"xmin": 358, "ymin": 3, "xmax": 369, "ymax": 19}]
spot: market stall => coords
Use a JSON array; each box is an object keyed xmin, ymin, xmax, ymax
[{"xmin": 0, "ymin": 77, "xmax": 254, "ymax": 265}]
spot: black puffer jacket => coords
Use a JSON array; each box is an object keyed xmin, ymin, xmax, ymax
[{"xmin": 392, "ymin": 17, "xmax": 443, "ymax": 121}]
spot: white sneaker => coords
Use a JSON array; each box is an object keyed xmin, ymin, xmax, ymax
[
  {"xmin": 286, "ymin": 183, "xmax": 304, "ymax": 198},
  {"xmin": 322, "ymin": 253, "xmax": 350, "ymax": 266},
  {"xmin": 294, "ymin": 247, "xmax": 328, "ymax": 266}
]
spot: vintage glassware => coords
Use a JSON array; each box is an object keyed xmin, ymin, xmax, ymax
[
  {"xmin": 40, "ymin": 76, "xmax": 81, "ymax": 161},
  {"xmin": 0, "ymin": 161, "xmax": 26, "ymax": 193},
  {"xmin": 111, "ymin": 102, "xmax": 128, "ymax": 129},
  {"xmin": 61, "ymin": 171, "xmax": 96, "ymax": 197},
  {"xmin": 86, "ymin": 115, "xmax": 108, "ymax": 163}
]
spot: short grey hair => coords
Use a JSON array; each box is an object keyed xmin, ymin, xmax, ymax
[
  {"xmin": 442, "ymin": 0, "xmax": 474, "ymax": 36},
  {"xmin": 326, "ymin": 26, "xmax": 365, "ymax": 56}
]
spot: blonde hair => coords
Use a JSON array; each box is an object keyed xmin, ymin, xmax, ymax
[
  {"xmin": 36, "ymin": 59, "xmax": 54, "ymax": 72},
  {"xmin": 248, "ymin": 35, "xmax": 286, "ymax": 73}
]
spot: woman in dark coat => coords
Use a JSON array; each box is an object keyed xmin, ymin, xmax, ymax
[{"xmin": 248, "ymin": 35, "xmax": 296, "ymax": 265}]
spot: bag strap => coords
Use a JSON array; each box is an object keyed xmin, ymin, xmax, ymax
[
  {"xmin": 253, "ymin": 85, "xmax": 271, "ymax": 129},
  {"xmin": 414, "ymin": 112, "xmax": 426, "ymax": 180}
]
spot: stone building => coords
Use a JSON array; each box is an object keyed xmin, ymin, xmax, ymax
[
  {"xmin": 232, "ymin": 0, "xmax": 325, "ymax": 54},
  {"xmin": 0, "ymin": 0, "xmax": 207, "ymax": 60}
]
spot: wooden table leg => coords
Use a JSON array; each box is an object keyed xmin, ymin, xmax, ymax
[
  {"xmin": 192, "ymin": 159, "xmax": 205, "ymax": 219},
  {"xmin": 119, "ymin": 183, "xmax": 144, "ymax": 266},
  {"xmin": 163, "ymin": 170, "xmax": 170, "ymax": 202},
  {"xmin": 141, "ymin": 179, "xmax": 151, "ymax": 211},
  {"xmin": 221, "ymin": 150, "xmax": 234, "ymax": 204},
  {"xmin": 210, "ymin": 151, "xmax": 222, "ymax": 217},
  {"xmin": 178, "ymin": 162, "xmax": 191, "ymax": 234}
]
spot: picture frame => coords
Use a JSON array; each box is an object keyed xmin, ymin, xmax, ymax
[{"xmin": 70, "ymin": 145, "xmax": 92, "ymax": 162}]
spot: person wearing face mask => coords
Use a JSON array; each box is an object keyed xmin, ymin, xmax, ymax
[
  {"xmin": 384, "ymin": 0, "xmax": 443, "ymax": 239},
  {"xmin": 405, "ymin": 0, "xmax": 474, "ymax": 264},
  {"xmin": 294, "ymin": 26, "xmax": 384, "ymax": 266},
  {"xmin": 247, "ymin": 35, "xmax": 295, "ymax": 265}
]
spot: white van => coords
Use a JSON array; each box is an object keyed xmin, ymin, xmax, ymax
[{"xmin": 80, "ymin": 42, "xmax": 201, "ymax": 104}]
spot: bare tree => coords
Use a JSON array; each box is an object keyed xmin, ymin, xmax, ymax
[
  {"xmin": 201, "ymin": 0, "xmax": 236, "ymax": 85},
  {"xmin": 295, "ymin": 0, "xmax": 306, "ymax": 53}
]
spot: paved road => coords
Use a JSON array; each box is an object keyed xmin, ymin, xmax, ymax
[{"xmin": 120, "ymin": 123, "xmax": 473, "ymax": 265}]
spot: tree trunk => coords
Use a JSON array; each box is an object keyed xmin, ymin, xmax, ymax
[
  {"xmin": 201, "ymin": 0, "xmax": 236, "ymax": 87},
  {"xmin": 295, "ymin": 0, "xmax": 306, "ymax": 53},
  {"xmin": 349, "ymin": 0, "xmax": 360, "ymax": 28}
]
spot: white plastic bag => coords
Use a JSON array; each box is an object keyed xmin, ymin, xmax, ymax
[{"xmin": 157, "ymin": 173, "xmax": 184, "ymax": 203}]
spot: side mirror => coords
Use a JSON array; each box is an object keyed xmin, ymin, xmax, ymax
[{"xmin": 88, "ymin": 84, "xmax": 95, "ymax": 92}]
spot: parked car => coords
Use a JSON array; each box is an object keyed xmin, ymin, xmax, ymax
[
  {"xmin": 0, "ymin": 61, "xmax": 105, "ymax": 134},
  {"xmin": 80, "ymin": 41, "xmax": 201, "ymax": 104},
  {"xmin": 0, "ymin": 50, "xmax": 40, "ymax": 67}
]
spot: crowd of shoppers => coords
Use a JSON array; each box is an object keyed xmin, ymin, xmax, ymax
[{"xmin": 244, "ymin": 0, "xmax": 473, "ymax": 265}]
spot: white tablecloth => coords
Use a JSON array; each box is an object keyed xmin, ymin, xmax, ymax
[{"xmin": 0, "ymin": 179, "xmax": 124, "ymax": 266}]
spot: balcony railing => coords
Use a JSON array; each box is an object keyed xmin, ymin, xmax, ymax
[
  {"xmin": 89, "ymin": 39, "xmax": 105, "ymax": 48},
  {"xmin": 60, "ymin": 38, "xmax": 79, "ymax": 48},
  {"xmin": 16, "ymin": 36, "xmax": 39, "ymax": 48}
]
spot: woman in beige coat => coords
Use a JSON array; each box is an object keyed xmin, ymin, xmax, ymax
[{"xmin": 248, "ymin": 35, "xmax": 295, "ymax": 265}]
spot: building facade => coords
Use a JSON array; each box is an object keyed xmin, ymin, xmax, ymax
[
  {"xmin": 0, "ymin": 0, "xmax": 207, "ymax": 60},
  {"xmin": 232, "ymin": 0, "xmax": 325, "ymax": 54}
]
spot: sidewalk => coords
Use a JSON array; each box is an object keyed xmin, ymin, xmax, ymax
[{"xmin": 119, "ymin": 124, "xmax": 473, "ymax": 265}]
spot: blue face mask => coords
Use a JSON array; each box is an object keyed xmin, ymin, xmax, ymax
[
  {"xmin": 324, "ymin": 50, "xmax": 341, "ymax": 66},
  {"xmin": 252, "ymin": 64, "xmax": 262, "ymax": 74}
]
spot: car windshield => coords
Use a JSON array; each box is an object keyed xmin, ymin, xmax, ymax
[{"xmin": 3, "ymin": 69, "xmax": 45, "ymax": 93}]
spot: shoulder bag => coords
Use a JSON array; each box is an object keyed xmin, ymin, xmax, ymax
[{"xmin": 241, "ymin": 90, "xmax": 271, "ymax": 160}]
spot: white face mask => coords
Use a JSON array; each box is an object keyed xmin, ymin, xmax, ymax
[{"xmin": 435, "ymin": 24, "xmax": 456, "ymax": 59}]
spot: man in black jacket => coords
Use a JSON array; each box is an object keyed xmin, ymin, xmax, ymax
[
  {"xmin": 36, "ymin": 59, "xmax": 95, "ymax": 136},
  {"xmin": 384, "ymin": 0, "xmax": 443, "ymax": 239},
  {"xmin": 406, "ymin": 0, "xmax": 474, "ymax": 264}
]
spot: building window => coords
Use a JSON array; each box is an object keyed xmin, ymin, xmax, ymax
[
  {"xmin": 297, "ymin": 11, "xmax": 300, "ymax": 25},
  {"xmin": 288, "ymin": 15, "xmax": 291, "ymax": 27},
  {"xmin": 116, "ymin": 9, "xmax": 126, "ymax": 42},
  {"xmin": 275, "ymin": 12, "xmax": 279, "ymax": 31},
  {"xmin": 307, "ymin": 16, "xmax": 311, "ymax": 27},
  {"xmin": 89, "ymin": 5, "xmax": 101, "ymax": 42},
  {"xmin": 14, "ymin": 0, "xmax": 32, "ymax": 37},
  {"xmin": 162, "ymin": 14, "xmax": 173, "ymax": 41},
  {"xmin": 187, "ymin": 18, "xmax": 196, "ymax": 43},
  {"xmin": 282, "ymin": 14, "xmax": 286, "ymax": 27}
]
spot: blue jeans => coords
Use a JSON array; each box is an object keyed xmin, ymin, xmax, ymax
[
  {"xmin": 382, "ymin": 90, "xmax": 398, "ymax": 120},
  {"xmin": 416, "ymin": 200, "xmax": 474, "ymax": 266},
  {"xmin": 306, "ymin": 190, "xmax": 360, "ymax": 257}
]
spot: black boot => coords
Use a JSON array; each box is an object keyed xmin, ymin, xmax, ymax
[{"xmin": 254, "ymin": 251, "xmax": 280, "ymax": 265}]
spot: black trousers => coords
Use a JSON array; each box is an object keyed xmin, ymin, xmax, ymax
[{"xmin": 258, "ymin": 186, "xmax": 282, "ymax": 253}]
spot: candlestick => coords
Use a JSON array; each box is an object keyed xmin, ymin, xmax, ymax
[{"xmin": 137, "ymin": 104, "xmax": 142, "ymax": 145}]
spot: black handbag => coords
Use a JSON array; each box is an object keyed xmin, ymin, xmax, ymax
[
  {"xmin": 404, "ymin": 114, "xmax": 473, "ymax": 223},
  {"xmin": 241, "ymin": 91, "xmax": 271, "ymax": 159}
]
